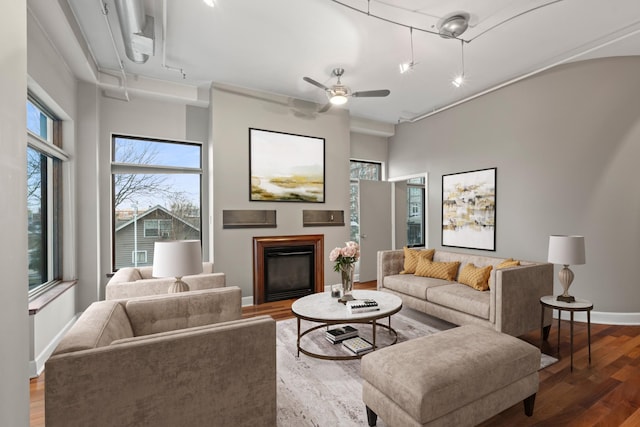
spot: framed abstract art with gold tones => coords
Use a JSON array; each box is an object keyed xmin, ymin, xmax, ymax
[{"xmin": 442, "ymin": 167, "xmax": 496, "ymax": 251}]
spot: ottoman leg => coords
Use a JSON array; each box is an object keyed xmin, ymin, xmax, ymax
[
  {"xmin": 524, "ymin": 393, "xmax": 536, "ymax": 416},
  {"xmin": 366, "ymin": 406, "xmax": 378, "ymax": 426}
]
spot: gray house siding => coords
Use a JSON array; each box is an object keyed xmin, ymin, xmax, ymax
[{"xmin": 115, "ymin": 207, "xmax": 200, "ymax": 269}]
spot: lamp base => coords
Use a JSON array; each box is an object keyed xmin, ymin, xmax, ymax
[
  {"xmin": 556, "ymin": 294, "xmax": 575, "ymax": 303},
  {"xmin": 168, "ymin": 277, "xmax": 190, "ymax": 293}
]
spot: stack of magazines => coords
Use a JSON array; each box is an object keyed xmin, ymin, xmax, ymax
[
  {"xmin": 346, "ymin": 299, "xmax": 379, "ymax": 314},
  {"xmin": 342, "ymin": 336, "xmax": 374, "ymax": 355},
  {"xmin": 325, "ymin": 325, "xmax": 358, "ymax": 344}
]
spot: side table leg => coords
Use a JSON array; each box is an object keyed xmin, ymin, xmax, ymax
[
  {"xmin": 570, "ymin": 311, "xmax": 574, "ymax": 372},
  {"xmin": 557, "ymin": 309, "xmax": 561, "ymax": 358},
  {"xmin": 540, "ymin": 305, "xmax": 544, "ymax": 350},
  {"xmin": 588, "ymin": 309, "xmax": 592, "ymax": 365}
]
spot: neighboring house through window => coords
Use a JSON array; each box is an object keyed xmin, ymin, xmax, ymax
[{"xmin": 111, "ymin": 135, "xmax": 202, "ymax": 270}]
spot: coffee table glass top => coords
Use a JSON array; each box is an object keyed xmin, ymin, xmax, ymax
[{"xmin": 291, "ymin": 290, "xmax": 402, "ymax": 321}]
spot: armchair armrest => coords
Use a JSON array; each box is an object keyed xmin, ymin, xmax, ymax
[
  {"xmin": 494, "ymin": 263, "xmax": 554, "ymax": 336},
  {"xmin": 45, "ymin": 316, "xmax": 276, "ymax": 427}
]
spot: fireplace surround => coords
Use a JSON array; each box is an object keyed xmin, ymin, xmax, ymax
[{"xmin": 253, "ymin": 235, "xmax": 324, "ymax": 304}]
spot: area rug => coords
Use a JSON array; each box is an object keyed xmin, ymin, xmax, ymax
[{"xmin": 276, "ymin": 308, "xmax": 557, "ymax": 427}]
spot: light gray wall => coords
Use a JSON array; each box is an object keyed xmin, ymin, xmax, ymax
[
  {"xmin": 389, "ymin": 57, "xmax": 640, "ymax": 315},
  {"xmin": 1, "ymin": 1, "xmax": 29, "ymax": 424},
  {"xmin": 211, "ymin": 86, "xmax": 352, "ymax": 299},
  {"xmin": 97, "ymin": 95, "xmax": 210, "ymax": 299},
  {"xmin": 350, "ymin": 131, "xmax": 389, "ymax": 177},
  {"xmin": 26, "ymin": 6, "xmax": 80, "ymax": 377}
]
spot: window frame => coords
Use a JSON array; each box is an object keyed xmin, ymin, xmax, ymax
[
  {"xmin": 110, "ymin": 134, "xmax": 203, "ymax": 272},
  {"xmin": 406, "ymin": 177, "xmax": 426, "ymax": 248},
  {"xmin": 27, "ymin": 96, "xmax": 67, "ymax": 298}
]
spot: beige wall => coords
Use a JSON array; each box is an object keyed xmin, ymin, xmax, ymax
[
  {"xmin": 211, "ymin": 86, "xmax": 352, "ymax": 300},
  {"xmin": 389, "ymin": 57, "xmax": 640, "ymax": 316}
]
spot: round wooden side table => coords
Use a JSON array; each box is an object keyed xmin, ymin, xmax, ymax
[{"xmin": 540, "ymin": 295, "xmax": 593, "ymax": 372}]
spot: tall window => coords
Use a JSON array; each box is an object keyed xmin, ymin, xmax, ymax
[
  {"xmin": 111, "ymin": 135, "xmax": 202, "ymax": 270},
  {"xmin": 27, "ymin": 98, "xmax": 65, "ymax": 294},
  {"xmin": 350, "ymin": 160, "xmax": 382, "ymax": 243},
  {"xmin": 407, "ymin": 177, "xmax": 425, "ymax": 247}
]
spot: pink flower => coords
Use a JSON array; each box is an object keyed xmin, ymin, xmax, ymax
[
  {"xmin": 329, "ymin": 247, "xmax": 342, "ymax": 262},
  {"xmin": 341, "ymin": 245, "xmax": 357, "ymax": 258}
]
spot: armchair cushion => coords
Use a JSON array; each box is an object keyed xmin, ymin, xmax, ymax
[{"xmin": 126, "ymin": 287, "xmax": 242, "ymax": 336}]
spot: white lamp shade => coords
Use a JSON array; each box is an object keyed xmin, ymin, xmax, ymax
[
  {"xmin": 152, "ymin": 240, "xmax": 203, "ymax": 278},
  {"xmin": 548, "ymin": 235, "xmax": 586, "ymax": 265}
]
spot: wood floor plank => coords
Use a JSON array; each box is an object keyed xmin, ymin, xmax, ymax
[{"xmin": 30, "ymin": 281, "xmax": 640, "ymax": 426}]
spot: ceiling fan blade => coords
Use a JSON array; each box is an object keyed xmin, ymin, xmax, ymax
[
  {"xmin": 318, "ymin": 102, "xmax": 333, "ymax": 113},
  {"xmin": 303, "ymin": 77, "xmax": 330, "ymax": 91},
  {"xmin": 351, "ymin": 89, "xmax": 390, "ymax": 98}
]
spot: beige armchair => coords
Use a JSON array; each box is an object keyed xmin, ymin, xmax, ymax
[
  {"xmin": 45, "ymin": 287, "xmax": 276, "ymax": 427},
  {"xmin": 105, "ymin": 261, "xmax": 226, "ymax": 300}
]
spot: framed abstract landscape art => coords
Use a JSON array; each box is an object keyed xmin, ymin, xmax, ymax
[
  {"xmin": 249, "ymin": 128, "xmax": 325, "ymax": 202},
  {"xmin": 441, "ymin": 167, "xmax": 496, "ymax": 251}
]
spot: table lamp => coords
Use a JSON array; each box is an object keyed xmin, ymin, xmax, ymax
[
  {"xmin": 547, "ymin": 235, "xmax": 586, "ymax": 303},
  {"xmin": 152, "ymin": 240, "xmax": 203, "ymax": 293}
]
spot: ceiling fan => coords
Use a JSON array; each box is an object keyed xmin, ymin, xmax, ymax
[{"xmin": 303, "ymin": 68, "xmax": 390, "ymax": 112}]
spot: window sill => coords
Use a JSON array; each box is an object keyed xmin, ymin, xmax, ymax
[{"xmin": 28, "ymin": 280, "xmax": 77, "ymax": 315}]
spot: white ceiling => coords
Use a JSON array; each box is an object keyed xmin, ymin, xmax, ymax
[{"xmin": 58, "ymin": 0, "xmax": 640, "ymax": 123}]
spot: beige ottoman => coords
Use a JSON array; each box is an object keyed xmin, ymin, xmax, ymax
[{"xmin": 361, "ymin": 324, "xmax": 540, "ymax": 427}]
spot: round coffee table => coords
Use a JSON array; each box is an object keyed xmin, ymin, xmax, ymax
[{"xmin": 291, "ymin": 289, "xmax": 403, "ymax": 360}]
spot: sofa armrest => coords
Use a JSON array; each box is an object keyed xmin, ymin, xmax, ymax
[
  {"xmin": 105, "ymin": 272, "xmax": 226, "ymax": 300},
  {"xmin": 45, "ymin": 316, "xmax": 276, "ymax": 427},
  {"xmin": 494, "ymin": 263, "xmax": 554, "ymax": 336},
  {"xmin": 377, "ymin": 249, "xmax": 404, "ymax": 290}
]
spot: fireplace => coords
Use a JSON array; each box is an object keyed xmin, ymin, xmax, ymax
[{"xmin": 253, "ymin": 235, "xmax": 324, "ymax": 304}]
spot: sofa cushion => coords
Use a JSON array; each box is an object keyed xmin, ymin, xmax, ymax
[
  {"xmin": 125, "ymin": 287, "xmax": 242, "ymax": 336},
  {"xmin": 459, "ymin": 263, "xmax": 493, "ymax": 291},
  {"xmin": 383, "ymin": 274, "xmax": 452, "ymax": 299},
  {"xmin": 400, "ymin": 247, "xmax": 435, "ymax": 274},
  {"xmin": 427, "ymin": 283, "xmax": 490, "ymax": 319},
  {"xmin": 415, "ymin": 259, "xmax": 460, "ymax": 281},
  {"xmin": 53, "ymin": 300, "xmax": 134, "ymax": 355}
]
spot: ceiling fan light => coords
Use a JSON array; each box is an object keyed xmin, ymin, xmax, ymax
[{"xmin": 330, "ymin": 94, "xmax": 348, "ymax": 105}]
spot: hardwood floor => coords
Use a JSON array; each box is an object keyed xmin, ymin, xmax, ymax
[{"xmin": 30, "ymin": 281, "xmax": 640, "ymax": 426}]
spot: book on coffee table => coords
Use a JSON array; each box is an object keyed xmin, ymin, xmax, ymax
[
  {"xmin": 346, "ymin": 299, "xmax": 379, "ymax": 314},
  {"xmin": 342, "ymin": 336, "xmax": 374, "ymax": 355},
  {"xmin": 325, "ymin": 325, "xmax": 359, "ymax": 344}
]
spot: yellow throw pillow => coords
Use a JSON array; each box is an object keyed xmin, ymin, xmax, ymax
[
  {"xmin": 488, "ymin": 259, "xmax": 521, "ymax": 289},
  {"xmin": 400, "ymin": 247, "xmax": 435, "ymax": 274},
  {"xmin": 459, "ymin": 263, "xmax": 493, "ymax": 291},
  {"xmin": 415, "ymin": 258, "xmax": 460, "ymax": 281},
  {"xmin": 496, "ymin": 258, "xmax": 520, "ymax": 270}
]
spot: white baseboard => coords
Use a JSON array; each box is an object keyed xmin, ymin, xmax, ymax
[
  {"xmin": 555, "ymin": 310, "xmax": 640, "ymax": 325},
  {"xmin": 241, "ymin": 296, "xmax": 254, "ymax": 307},
  {"xmin": 29, "ymin": 312, "xmax": 81, "ymax": 378}
]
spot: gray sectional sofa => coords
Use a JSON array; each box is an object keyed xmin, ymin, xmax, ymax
[{"xmin": 377, "ymin": 248, "xmax": 554, "ymax": 337}]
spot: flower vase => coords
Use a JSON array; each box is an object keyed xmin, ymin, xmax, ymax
[{"xmin": 339, "ymin": 264, "xmax": 355, "ymax": 302}]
